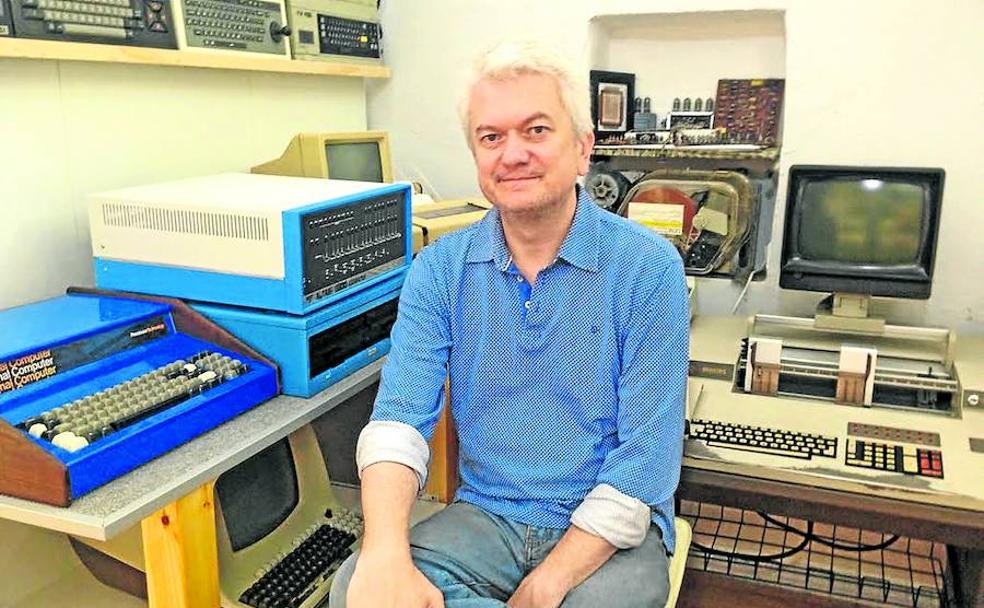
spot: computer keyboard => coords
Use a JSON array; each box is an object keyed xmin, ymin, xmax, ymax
[
  {"xmin": 844, "ymin": 438, "xmax": 944, "ymax": 479},
  {"xmin": 18, "ymin": 351, "xmax": 246, "ymax": 453},
  {"xmin": 239, "ymin": 508, "xmax": 363, "ymax": 608},
  {"xmin": 9, "ymin": 0, "xmax": 177, "ymax": 47},
  {"xmin": 688, "ymin": 419, "xmax": 838, "ymax": 460},
  {"xmin": 180, "ymin": 0, "xmax": 287, "ymax": 54},
  {"xmin": 319, "ymin": 14, "xmax": 379, "ymax": 58}
]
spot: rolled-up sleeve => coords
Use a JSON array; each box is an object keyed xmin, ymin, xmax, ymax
[
  {"xmin": 356, "ymin": 248, "xmax": 452, "ymax": 488},
  {"xmin": 572, "ymin": 254, "xmax": 689, "ymax": 548}
]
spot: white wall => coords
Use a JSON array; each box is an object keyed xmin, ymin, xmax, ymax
[
  {"xmin": 602, "ymin": 11, "xmax": 785, "ymax": 120},
  {"xmin": 368, "ymin": 0, "xmax": 984, "ymax": 334},
  {"xmin": 0, "ymin": 60, "xmax": 367, "ymax": 310}
]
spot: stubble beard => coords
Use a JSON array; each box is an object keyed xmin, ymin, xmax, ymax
[{"xmin": 488, "ymin": 181, "xmax": 575, "ymax": 224}]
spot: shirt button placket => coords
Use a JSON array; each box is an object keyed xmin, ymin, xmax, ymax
[{"xmin": 523, "ymin": 280, "xmax": 544, "ymax": 349}]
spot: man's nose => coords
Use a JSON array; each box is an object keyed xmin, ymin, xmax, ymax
[{"xmin": 500, "ymin": 134, "xmax": 530, "ymax": 166}]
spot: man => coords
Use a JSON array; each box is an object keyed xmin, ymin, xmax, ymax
[{"xmin": 330, "ymin": 39, "xmax": 688, "ymax": 608}]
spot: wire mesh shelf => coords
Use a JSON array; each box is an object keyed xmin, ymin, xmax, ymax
[{"xmin": 679, "ymin": 500, "xmax": 953, "ymax": 607}]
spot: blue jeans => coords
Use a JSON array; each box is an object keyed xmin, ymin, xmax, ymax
[{"xmin": 328, "ymin": 501, "xmax": 669, "ymax": 608}]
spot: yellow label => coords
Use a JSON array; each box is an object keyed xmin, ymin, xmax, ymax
[{"xmin": 627, "ymin": 202, "xmax": 684, "ymax": 236}]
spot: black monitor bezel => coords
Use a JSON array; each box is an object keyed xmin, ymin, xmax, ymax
[{"xmin": 779, "ymin": 165, "xmax": 945, "ymax": 300}]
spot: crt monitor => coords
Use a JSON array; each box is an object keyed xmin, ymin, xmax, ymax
[
  {"xmin": 213, "ymin": 426, "xmax": 363, "ymax": 608},
  {"xmin": 215, "ymin": 438, "xmax": 299, "ymax": 552},
  {"xmin": 779, "ymin": 165, "xmax": 944, "ymax": 305},
  {"xmin": 251, "ymin": 131, "xmax": 393, "ymax": 183}
]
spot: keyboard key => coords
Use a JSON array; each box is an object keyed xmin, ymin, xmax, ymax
[
  {"xmin": 845, "ymin": 439, "xmax": 944, "ymax": 479},
  {"xmin": 18, "ymin": 351, "xmax": 245, "ymax": 452}
]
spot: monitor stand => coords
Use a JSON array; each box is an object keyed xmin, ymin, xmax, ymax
[{"xmin": 813, "ymin": 293, "xmax": 886, "ymax": 335}]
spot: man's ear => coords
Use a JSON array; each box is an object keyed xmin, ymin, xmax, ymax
[{"xmin": 576, "ymin": 130, "xmax": 595, "ymax": 176}]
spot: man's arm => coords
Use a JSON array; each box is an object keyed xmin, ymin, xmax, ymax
[
  {"xmin": 580, "ymin": 252, "xmax": 689, "ymax": 543},
  {"xmin": 510, "ymin": 252, "xmax": 689, "ymax": 606},
  {"xmin": 346, "ymin": 462, "xmax": 444, "ymax": 608},
  {"xmin": 347, "ymin": 248, "xmax": 453, "ymax": 608}
]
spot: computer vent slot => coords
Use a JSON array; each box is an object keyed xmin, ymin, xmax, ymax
[{"xmin": 102, "ymin": 203, "xmax": 269, "ymax": 241}]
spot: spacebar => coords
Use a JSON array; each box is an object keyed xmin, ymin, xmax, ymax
[
  {"xmin": 62, "ymin": 23, "xmax": 128, "ymax": 39},
  {"xmin": 703, "ymin": 439, "xmax": 812, "ymax": 459}
]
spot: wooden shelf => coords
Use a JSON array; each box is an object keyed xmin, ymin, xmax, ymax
[{"xmin": 0, "ymin": 37, "xmax": 390, "ymax": 78}]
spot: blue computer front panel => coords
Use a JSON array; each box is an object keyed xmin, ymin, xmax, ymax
[
  {"xmin": 94, "ymin": 182, "xmax": 412, "ymax": 315},
  {"xmin": 283, "ymin": 182, "xmax": 412, "ymax": 315},
  {"xmin": 193, "ymin": 272, "xmax": 404, "ymax": 397}
]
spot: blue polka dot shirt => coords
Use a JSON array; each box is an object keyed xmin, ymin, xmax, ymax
[{"xmin": 364, "ymin": 188, "xmax": 689, "ymax": 552}]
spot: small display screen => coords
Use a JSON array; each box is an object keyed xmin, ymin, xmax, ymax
[
  {"xmin": 798, "ymin": 179, "xmax": 924, "ymax": 265},
  {"xmin": 216, "ymin": 438, "xmax": 299, "ymax": 552},
  {"xmin": 326, "ymin": 141, "xmax": 384, "ymax": 182}
]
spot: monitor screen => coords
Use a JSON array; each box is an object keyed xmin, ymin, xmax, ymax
[
  {"xmin": 797, "ymin": 180, "xmax": 923, "ymax": 265},
  {"xmin": 780, "ymin": 166, "xmax": 944, "ymax": 299},
  {"xmin": 215, "ymin": 438, "xmax": 299, "ymax": 552},
  {"xmin": 326, "ymin": 141, "xmax": 384, "ymax": 182}
]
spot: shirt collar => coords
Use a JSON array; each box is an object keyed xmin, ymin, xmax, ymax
[{"xmin": 466, "ymin": 186, "xmax": 600, "ymax": 272}]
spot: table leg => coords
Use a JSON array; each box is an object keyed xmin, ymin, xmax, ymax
[
  {"xmin": 950, "ymin": 546, "xmax": 984, "ymax": 607},
  {"xmin": 140, "ymin": 482, "xmax": 220, "ymax": 608}
]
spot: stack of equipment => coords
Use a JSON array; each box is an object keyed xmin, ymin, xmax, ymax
[{"xmin": 89, "ymin": 172, "xmax": 413, "ymax": 397}]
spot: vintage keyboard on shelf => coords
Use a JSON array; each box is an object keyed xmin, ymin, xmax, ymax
[
  {"xmin": 0, "ymin": 292, "xmax": 278, "ymax": 506},
  {"xmin": 7, "ymin": 0, "xmax": 178, "ymax": 47}
]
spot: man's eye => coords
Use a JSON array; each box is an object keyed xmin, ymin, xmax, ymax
[
  {"xmin": 530, "ymin": 126, "xmax": 549, "ymax": 135},
  {"xmin": 480, "ymin": 133, "xmax": 500, "ymax": 144}
]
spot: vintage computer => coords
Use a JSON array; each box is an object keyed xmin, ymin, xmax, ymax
[
  {"xmin": 744, "ymin": 165, "xmax": 949, "ymax": 409},
  {"xmin": 66, "ymin": 422, "xmax": 365, "ymax": 608},
  {"xmin": 685, "ymin": 164, "xmax": 984, "ymax": 510},
  {"xmin": 287, "ymin": 0, "xmax": 381, "ymax": 64},
  {"xmin": 90, "ymin": 172, "xmax": 411, "ymax": 316},
  {"xmin": 213, "ymin": 425, "xmax": 362, "ymax": 608},
  {"xmin": 69, "ymin": 379, "xmax": 456, "ymax": 608},
  {"xmin": 252, "ymin": 131, "xmax": 394, "ymax": 183}
]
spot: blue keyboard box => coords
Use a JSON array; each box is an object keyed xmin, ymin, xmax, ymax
[{"xmin": 0, "ymin": 294, "xmax": 278, "ymax": 506}]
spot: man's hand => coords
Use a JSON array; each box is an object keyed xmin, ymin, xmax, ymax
[
  {"xmin": 347, "ymin": 548, "xmax": 445, "ymax": 608},
  {"xmin": 506, "ymin": 566, "xmax": 569, "ymax": 608},
  {"xmin": 347, "ymin": 463, "xmax": 442, "ymax": 607},
  {"xmin": 507, "ymin": 525, "xmax": 618, "ymax": 608}
]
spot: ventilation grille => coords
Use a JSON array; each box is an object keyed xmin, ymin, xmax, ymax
[{"xmin": 101, "ymin": 203, "xmax": 270, "ymax": 241}]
